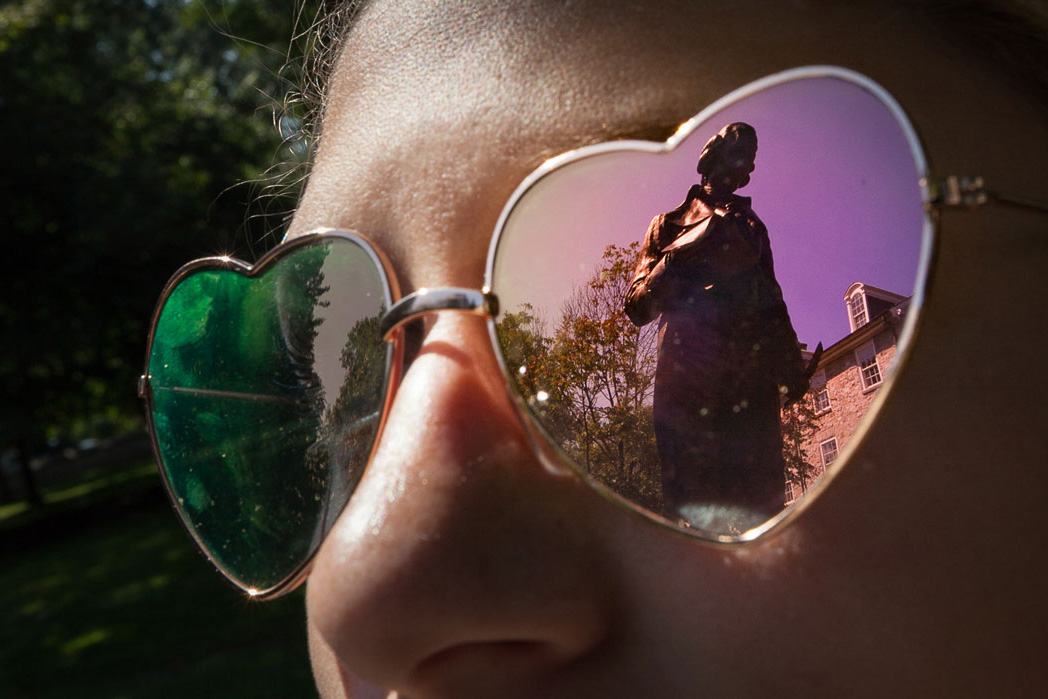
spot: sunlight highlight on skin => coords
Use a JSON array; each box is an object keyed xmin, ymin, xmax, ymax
[{"xmin": 728, "ymin": 526, "xmax": 805, "ymax": 581}]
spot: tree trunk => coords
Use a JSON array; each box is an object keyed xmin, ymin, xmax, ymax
[
  {"xmin": 0, "ymin": 467, "xmax": 13, "ymax": 504},
  {"xmin": 15, "ymin": 441, "xmax": 44, "ymax": 508}
]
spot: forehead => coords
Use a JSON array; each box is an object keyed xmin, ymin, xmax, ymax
[{"xmin": 287, "ymin": 0, "xmax": 1008, "ymax": 289}]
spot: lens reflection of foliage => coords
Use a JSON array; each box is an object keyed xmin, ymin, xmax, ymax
[
  {"xmin": 498, "ymin": 242, "xmax": 822, "ymax": 514},
  {"xmin": 780, "ymin": 390, "xmax": 820, "ymax": 497},
  {"xmin": 498, "ymin": 243, "xmax": 663, "ymax": 511},
  {"xmin": 311, "ymin": 312, "xmax": 386, "ymax": 512},
  {"xmin": 151, "ymin": 246, "xmax": 336, "ymax": 586}
]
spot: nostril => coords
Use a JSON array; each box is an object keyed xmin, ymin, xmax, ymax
[
  {"xmin": 420, "ymin": 639, "xmax": 558, "ymax": 669},
  {"xmin": 407, "ymin": 639, "xmax": 574, "ymax": 697}
]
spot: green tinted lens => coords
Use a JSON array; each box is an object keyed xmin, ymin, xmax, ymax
[{"xmin": 146, "ymin": 235, "xmax": 391, "ymax": 594}]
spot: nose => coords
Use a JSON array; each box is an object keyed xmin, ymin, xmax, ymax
[{"xmin": 306, "ymin": 312, "xmax": 612, "ymax": 696}]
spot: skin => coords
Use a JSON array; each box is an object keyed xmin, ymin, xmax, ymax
[{"xmin": 287, "ymin": 1, "xmax": 1048, "ymax": 697}]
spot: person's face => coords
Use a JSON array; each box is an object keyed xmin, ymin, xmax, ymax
[{"xmin": 289, "ymin": 1, "xmax": 1048, "ymax": 697}]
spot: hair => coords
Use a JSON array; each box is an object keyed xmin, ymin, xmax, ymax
[
  {"xmin": 902, "ymin": 0, "xmax": 1048, "ymax": 108},
  {"xmin": 237, "ymin": 1, "xmax": 368, "ymax": 242},
  {"xmin": 288, "ymin": 0, "xmax": 369, "ymax": 153}
]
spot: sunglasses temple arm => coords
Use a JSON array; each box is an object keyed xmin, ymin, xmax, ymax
[
  {"xmin": 927, "ymin": 175, "xmax": 1048, "ymax": 213},
  {"xmin": 380, "ymin": 287, "xmax": 500, "ymax": 341},
  {"xmin": 987, "ymin": 190, "xmax": 1048, "ymax": 213}
]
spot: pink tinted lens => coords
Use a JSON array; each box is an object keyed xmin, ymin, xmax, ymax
[{"xmin": 490, "ymin": 73, "xmax": 928, "ymax": 538}]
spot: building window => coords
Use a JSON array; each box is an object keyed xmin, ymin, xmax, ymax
[
  {"xmin": 848, "ymin": 292, "xmax": 868, "ymax": 329},
  {"xmin": 820, "ymin": 438, "xmax": 839, "ymax": 467},
  {"xmin": 856, "ymin": 342, "xmax": 882, "ymax": 389},
  {"xmin": 813, "ymin": 387, "xmax": 831, "ymax": 413},
  {"xmin": 860, "ymin": 357, "xmax": 882, "ymax": 388},
  {"xmin": 810, "ymin": 370, "xmax": 830, "ymax": 413}
]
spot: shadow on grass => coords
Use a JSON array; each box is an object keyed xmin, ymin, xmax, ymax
[
  {"xmin": 0, "ymin": 462, "xmax": 315, "ymax": 698},
  {"xmin": 0, "ymin": 460, "xmax": 159, "ymax": 523}
]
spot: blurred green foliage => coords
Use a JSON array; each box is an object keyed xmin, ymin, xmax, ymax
[
  {"xmin": 0, "ymin": 4, "xmax": 321, "ymax": 694},
  {"xmin": 0, "ymin": 485, "xmax": 315, "ymax": 698},
  {"xmin": 0, "ymin": 0, "xmax": 312, "ymax": 456}
]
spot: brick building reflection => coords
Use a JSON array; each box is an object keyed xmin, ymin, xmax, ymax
[{"xmin": 785, "ymin": 283, "xmax": 909, "ymax": 503}]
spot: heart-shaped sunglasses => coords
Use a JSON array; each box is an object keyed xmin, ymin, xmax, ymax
[{"xmin": 139, "ymin": 66, "xmax": 1047, "ymax": 598}]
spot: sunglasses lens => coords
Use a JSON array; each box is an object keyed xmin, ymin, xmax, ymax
[
  {"xmin": 146, "ymin": 236, "xmax": 390, "ymax": 593},
  {"xmin": 491, "ymin": 74, "xmax": 928, "ymax": 538}
]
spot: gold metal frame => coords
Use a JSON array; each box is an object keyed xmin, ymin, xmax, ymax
[{"xmin": 472, "ymin": 66, "xmax": 936, "ymax": 543}]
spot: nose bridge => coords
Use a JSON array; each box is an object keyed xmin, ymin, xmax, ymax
[{"xmin": 380, "ymin": 286, "xmax": 499, "ymax": 340}]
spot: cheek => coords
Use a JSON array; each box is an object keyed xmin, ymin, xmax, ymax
[
  {"xmin": 589, "ymin": 521, "xmax": 828, "ymax": 694},
  {"xmin": 648, "ymin": 527, "xmax": 812, "ymax": 620}
]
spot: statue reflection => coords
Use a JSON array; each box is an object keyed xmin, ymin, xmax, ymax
[{"xmin": 624, "ymin": 122, "xmax": 810, "ymax": 523}]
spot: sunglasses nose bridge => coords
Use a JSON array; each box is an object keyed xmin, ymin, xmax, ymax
[{"xmin": 380, "ymin": 287, "xmax": 500, "ymax": 341}]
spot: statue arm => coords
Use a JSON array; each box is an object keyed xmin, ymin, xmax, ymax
[
  {"xmin": 757, "ymin": 229, "xmax": 810, "ymax": 401},
  {"xmin": 624, "ymin": 214, "xmax": 673, "ymax": 327}
]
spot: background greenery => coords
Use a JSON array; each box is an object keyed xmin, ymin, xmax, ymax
[
  {"xmin": 0, "ymin": 459, "xmax": 314, "ymax": 697},
  {"xmin": 1, "ymin": 0, "xmax": 320, "ymax": 695},
  {"xmin": 1, "ymin": 0, "xmax": 308, "ymax": 467}
]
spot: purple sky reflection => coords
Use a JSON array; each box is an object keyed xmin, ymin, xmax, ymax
[{"xmin": 493, "ymin": 76, "xmax": 926, "ymax": 351}]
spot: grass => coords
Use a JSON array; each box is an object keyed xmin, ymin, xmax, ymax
[
  {"xmin": 0, "ymin": 461, "xmax": 158, "ymax": 523},
  {"xmin": 0, "ymin": 459, "xmax": 316, "ymax": 698}
]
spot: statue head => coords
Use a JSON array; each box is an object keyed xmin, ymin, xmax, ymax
[{"xmin": 697, "ymin": 122, "xmax": 758, "ymax": 194}]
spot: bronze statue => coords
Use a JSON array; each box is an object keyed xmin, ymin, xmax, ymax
[{"xmin": 624, "ymin": 122, "xmax": 809, "ymax": 521}]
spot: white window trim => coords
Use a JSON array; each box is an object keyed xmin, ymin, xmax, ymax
[
  {"xmin": 848, "ymin": 290, "xmax": 869, "ymax": 332},
  {"xmin": 813, "ymin": 386, "xmax": 831, "ymax": 414},
  {"xmin": 855, "ymin": 341, "xmax": 882, "ymax": 391},
  {"xmin": 820, "ymin": 437, "xmax": 839, "ymax": 467}
]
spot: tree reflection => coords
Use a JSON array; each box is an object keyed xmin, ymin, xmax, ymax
[
  {"xmin": 499, "ymin": 243, "xmax": 661, "ymax": 511},
  {"xmin": 499, "ymin": 237, "xmax": 821, "ymax": 524}
]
